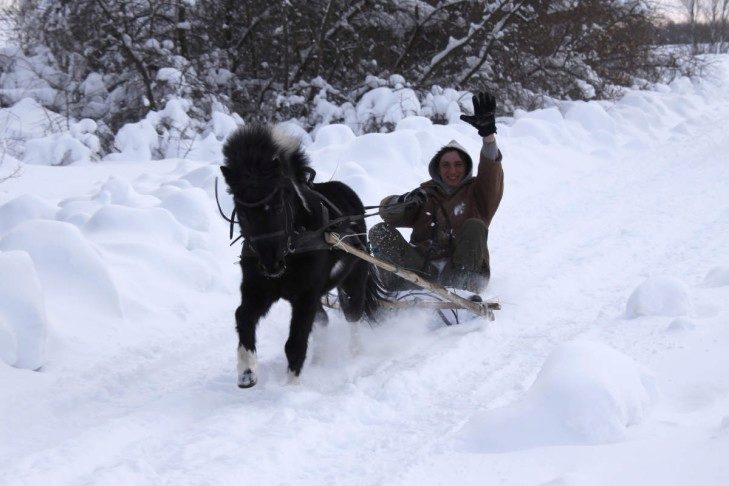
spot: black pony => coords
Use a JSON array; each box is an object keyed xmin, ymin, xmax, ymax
[{"xmin": 220, "ymin": 124, "xmax": 384, "ymax": 387}]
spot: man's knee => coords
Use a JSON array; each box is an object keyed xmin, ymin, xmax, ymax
[
  {"xmin": 452, "ymin": 219, "xmax": 489, "ymax": 273},
  {"xmin": 369, "ymin": 222, "xmax": 400, "ymax": 249},
  {"xmin": 458, "ymin": 218, "xmax": 488, "ymax": 240},
  {"xmin": 369, "ymin": 222, "xmax": 394, "ymax": 241},
  {"xmin": 369, "ymin": 223, "xmax": 408, "ymax": 261}
]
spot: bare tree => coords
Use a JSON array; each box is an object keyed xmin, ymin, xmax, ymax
[
  {"xmin": 681, "ymin": 0, "xmax": 701, "ymax": 52},
  {"xmin": 702, "ymin": 0, "xmax": 729, "ymax": 52}
]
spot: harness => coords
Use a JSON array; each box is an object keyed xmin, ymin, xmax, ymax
[{"xmin": 215, "ymin": 170, "xmax": 413, "ymax": 260}]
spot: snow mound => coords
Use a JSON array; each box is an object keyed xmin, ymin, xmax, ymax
[
  {"xmin": 56, "ymin": 176, "xmax": 161, "ymax": 228},
  {"xmin": 625, "ymin": 276, "xmax": 692, "ymax": 318},
  {"xmin": 456, "ymin": 341, "xmax": 656, "ymax": 452},
  {"xmin": 563, "ymin": 101, "xmax": 616, "ymax": 141},
  {"xmin": 0, "ymin": 220, "xmax": 122, "ymax": 318},
  {"xmin": 84, "ymin": 205, "xmax": 189, "ymax": 249},
  {"xmin": 22, "ymin": 133, "xmax": 93, "ymax": 166},
  {"xmin": 210, "ymin": 111, "xmax": 239, "ymax": 141},
  {"xmin": 0, "ymin": 194, "xmax": 57, "ymax": 236},
  {"xmin": 702, "ymin": 266, "xmax": 729, "ymax": 287},
  {"xmin": 159, "ymin": 187, "xmax": 211, "ymax": 231},
  {"xmin": 0, "ymin": 251, "xmax": 48, "ymax": 370},
  {"xmin": 312, "ymin": 124, "xmax": 357, "ymax": 149},
  {"xmin": 395, "ymin": 115, "xmax": 434, "ymax": 132},
  {"xmin": 94, "ymin": 176, "xmax": 159, "ymax": 207},
  {"xmin": 180, "ymin": 165, "xmax": 220, "ymax": 192},
  {"xmin": 666, "ymin": 316, "xmax": 696, "ymax": 332},
  {"xmin": 106, "ymin": 119, "xmax": 158, "ymax": 161},
  {"xmin": 0, "ymin": 98, "xmax": 64, "ymax": 141}
]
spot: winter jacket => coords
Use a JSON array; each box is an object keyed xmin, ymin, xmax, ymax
[{"xmin": 379, "ymin": 139, "xmax": 504, "ymax": 259}]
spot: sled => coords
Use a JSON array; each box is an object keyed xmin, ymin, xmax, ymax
[{"xmin": 324, "ymin": 232, "xmax": 500, "ymax": 323}]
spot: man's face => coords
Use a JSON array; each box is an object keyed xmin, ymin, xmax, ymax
[{"xmin": 438, "ymin": 151, "xmax": 466, "ymax": 188}]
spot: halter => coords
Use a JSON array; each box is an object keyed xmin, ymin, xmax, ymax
[{"xmin": 235, "ymin": 181, "xmax": 296, "ymax": 258}]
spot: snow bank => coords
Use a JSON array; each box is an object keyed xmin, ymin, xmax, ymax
[
  {"xmin": 0, "ymin": 220, "xmax": 122, "ymax": 318},
  {"xmin": 456, "ymin": 341, "xmax": 656, "ymax": 452},
  {"xmin": 158, "ymin": 187, "xmax": 211, "ymax": 232},
  {"xmin": 83, "ymin": 205, "xmax": 190, "ymax": 249},
  {"xmin": 0, "ymin": 194, "xmax": 56, "ymax": 236},
  {"xmin": 0, "ymin": 251, "xmax": 48, "ymax": 370},
  {"xmin": 625, "ymin": 276, "xmax": 693, "ymax": 318},
  {"xmin": 0, "ymin": 58, "xmax": 713, "ymax": 166}
]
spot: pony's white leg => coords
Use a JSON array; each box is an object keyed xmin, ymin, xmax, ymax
[
  {"xmin": 286, "ymin": 370, "xmax": 301, "ymax": 386},
  {"xmin": 349, "ymin": 321, "xmax": 362, "ymax": 357},
  {"xmin": 237, "ymin": 346, "xmax": 258, "ymax": 388}
]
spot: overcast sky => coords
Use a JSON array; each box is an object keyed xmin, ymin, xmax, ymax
[{"xmin": 653, "ymin": 0, "xmax": 689, "ymax": 21}]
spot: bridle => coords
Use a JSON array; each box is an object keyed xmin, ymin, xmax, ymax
[
  {"xmin": 214, "ymin": 171, "xmax": 421, "ymax": 276},
  {"xmin": 236, "ymin": 184, "xmax": 292, "ymax": 240},
  {"xmin": 233, "ymin": 180, "xmax": 298, "ymax": 266}
]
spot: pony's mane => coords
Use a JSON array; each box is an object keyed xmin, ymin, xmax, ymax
[{"xmin": 222, "ymin": 124, "xmax": 310, "ymax": 185}]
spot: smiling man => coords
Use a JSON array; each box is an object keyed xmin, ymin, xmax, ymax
[{"xmin": 369, "ymin": 92, "xmax": 504, "ymax": 293}]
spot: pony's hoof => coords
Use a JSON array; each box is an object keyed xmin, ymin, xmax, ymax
[
  {"xmin": 238, "ymin": 370, "xmax": 257, "ymax": 388},
  {"xmin": 286, "ymin": 370, "xmax": 301, "ymax": 386}
]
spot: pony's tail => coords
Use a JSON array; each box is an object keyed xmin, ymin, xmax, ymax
[{"xmin": 364, "ymin": 263, "xmax": 389, "ymax": 322}]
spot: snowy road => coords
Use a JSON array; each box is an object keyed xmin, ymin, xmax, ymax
[{"xmin": 2, "ymin": 58, "xmax": 729, "ymax": 485}]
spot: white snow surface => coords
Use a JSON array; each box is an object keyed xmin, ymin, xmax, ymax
[{"xmin": 2, "ymin": 55, "xmax": 729, "ymax": 485}]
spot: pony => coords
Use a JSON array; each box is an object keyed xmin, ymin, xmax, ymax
[{"xmin": 220, "ymin": 124, "xmax": 384, "ymax": 387}]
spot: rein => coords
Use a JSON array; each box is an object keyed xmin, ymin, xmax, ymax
[{"xmin": 214, "ymin": 176, "xmax": 418, "ymax": 251}]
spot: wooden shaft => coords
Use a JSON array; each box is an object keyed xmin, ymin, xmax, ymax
[
  {"xmin": 383, "ymin": 300, "xmax": 500, "ymax": 311},
  {"xmin": 325, "ymin": 232, "xmax": 496, "ymax": 320}
]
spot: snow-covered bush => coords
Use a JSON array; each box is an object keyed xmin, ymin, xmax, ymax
[{"xmin": 0, "ymin": 0, "xmax": 698, "ymax": 159}]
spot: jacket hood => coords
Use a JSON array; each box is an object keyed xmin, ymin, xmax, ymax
[{"xmin": 427, "ymin": 139, "xmax": 473, "ymax": 192}]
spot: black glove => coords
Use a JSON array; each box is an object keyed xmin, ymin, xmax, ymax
[
  {"xmin": 460, "ymin": 91, "xmax": 497, "ymax": 137},
  {"xmin": 397, "ymin": 188, "xmax": 426, "ymax": 206}
]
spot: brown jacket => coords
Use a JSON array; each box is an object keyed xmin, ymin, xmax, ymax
[{"xmin": 380, "ymin": 141, "xmax": 504, "ymax": 259}]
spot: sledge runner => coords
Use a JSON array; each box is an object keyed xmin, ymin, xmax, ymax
[{"xmin": 369, "ymin": 92, "xmax": 504, "ymax": 294}]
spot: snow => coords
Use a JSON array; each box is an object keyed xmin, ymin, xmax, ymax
[
  {"xmin": 0, "ymin": 251, "xmax": 48, "ymax": 370},
  {"xmin": 106, "ymin": 118, "xmax": 159, "ymax": 162},
  {"xmin": 625, "ymin": 276, "xmax": 693, "ymax": 318},
  {"xmin": 456, "ymin": 341, "xmax": 656, "ymax": 452},
  {"xmin": 1, "ymin": 54, "xmax": 729, "ymax": 485},
  {"xmin": 0, "ymin": 220, "xmax": 123, "ymax": 320},
  {"xmin": 702, "ymin": 265, "xmax": 729, "ymax": 287}
]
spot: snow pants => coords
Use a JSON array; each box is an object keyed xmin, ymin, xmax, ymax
[{"xmin": 368, "ymin": 218, "xmax": 490, "ymax": 293}]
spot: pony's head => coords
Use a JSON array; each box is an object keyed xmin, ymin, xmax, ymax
[{"xmin": 220, "ymin": 124, "xmax": 310, "ymax": 277}]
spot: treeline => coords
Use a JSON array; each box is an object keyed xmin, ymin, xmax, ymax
[
  {"xmin": 658, "ymin": 0, "xmax": 728, "ymax": 53},
  {"xmin": 659, "ymin": 22, "xmax": 729, "ymax": 53},
  {"xmin": 1, "ymin": 0, "xmax": 697, "ymax": 150}
]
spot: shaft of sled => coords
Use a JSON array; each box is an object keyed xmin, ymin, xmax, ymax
[
  {"xmin": 383, "ymin": 300, "xmax": 500, "ymax": 311},
  {"xmin": 325, "ymin": 232, "xmax": 494, "ymax": 320}
]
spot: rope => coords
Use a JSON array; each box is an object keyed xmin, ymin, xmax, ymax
[{"xmin": 216, "ymin": 174, "xmax": 422, "ymax": 250}]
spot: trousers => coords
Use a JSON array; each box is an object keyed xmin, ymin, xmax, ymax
[{"xmin": 368, "ymin": 218, "xmax": 490, "ymax": 293}]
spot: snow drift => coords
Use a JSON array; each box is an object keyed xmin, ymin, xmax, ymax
[{"xmin": 456, "ymin": 341, "xmax": 657, "ymax": 452}]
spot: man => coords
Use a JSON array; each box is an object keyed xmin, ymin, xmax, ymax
[{"xmin": 369, "ymin": 92, "xmax": 504, "ymax": 293}]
